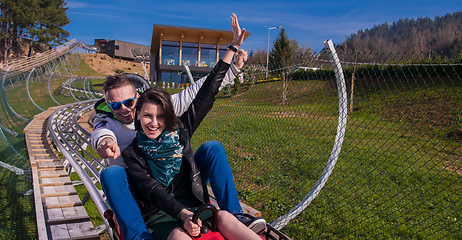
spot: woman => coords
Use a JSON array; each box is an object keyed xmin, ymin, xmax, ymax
[{"xmin": 122, "ymin": 14, "xmax": 262, "ymax": 240}]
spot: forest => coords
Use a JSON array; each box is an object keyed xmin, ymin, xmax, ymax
[
  {"xmin": 342, "ymin": 11, "xmax": 462, "ymax": 54},
  {"xmin": 0, "ymin": 0, "xmax": 70, "ymax": 63}
]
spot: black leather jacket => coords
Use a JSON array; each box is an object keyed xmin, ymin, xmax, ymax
[{"xmin": 122, "ymin": 60, "xmax": 230, "ymax": 222}]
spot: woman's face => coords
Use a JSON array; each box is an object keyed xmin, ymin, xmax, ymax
[{"xmin": 137, "ymin": 102, "xmax": 166, "ymax": 139}]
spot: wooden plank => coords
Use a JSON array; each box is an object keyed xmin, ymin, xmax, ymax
[
  {"xmin": 44, "ymin": 195, "xmax": 83, "ymax": 209},
  {"xmin": 44, "ymin": 203, "xmax": 64, "ymax": 223},
  {"xmin": 37, "ymin": 166, "xmax": 65, "ymax": 171},
  {"xmin": 46, "ymin": 215, "xmax": 91, "ymax": 225},
  {"xmin": 41, "ymin": 192, "xmax": 77, "ymax": 198},
  {"xmin": 207, "ymin": 186, "xmax": 261, "ymax": 217},
  {"xmin": 24, "ymin": 106, "xmax": 100, "ymax": 239},
  {"xmin": 41, "ymin": 185, "xmax": 77, "ymax": 197},
  {"xmin": 44, "ymin": 202, "xmax": 81, "ymax": 209},
  {"xmin": 38, "ymin": 170, "xmax": 68, "ymax": 179},
  {"xmin": 32, "ymin": 166, "xmax": 48, "ymax": 240},
  {"xmin": 35, "ymin": 159, "xmax": 61, "ymax": 162},
  {"xmin": 67, "ymin": 222, "xmax": 100, "ymax": 239},
  {"xmin": 34, "ymin": 153, "xmax": 58, "ymax": 156},
  {"xmin": 48, "ymin": 224, "xmax": 70, "ymax": 239},
  {"xmin": 39, "ymin": 177, "xmax": 73, "ymax": 186}
]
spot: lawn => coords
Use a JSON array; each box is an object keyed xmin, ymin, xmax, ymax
[{"xmin": 1, "ymin": 54, "xmax": 460, "ymax": 239}]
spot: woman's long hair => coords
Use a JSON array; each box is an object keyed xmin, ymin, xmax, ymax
[{"xmin": 134, "ymin": 87, "xmax": 180, "ymax": 132}]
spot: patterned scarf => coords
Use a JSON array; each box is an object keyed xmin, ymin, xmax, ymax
[{"xmin": 136, "ymin": 129, "xmax": 184, "ymax": 187}]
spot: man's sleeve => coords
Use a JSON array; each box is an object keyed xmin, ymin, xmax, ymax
[
  {"xmin": 170, "ymin": 62, "xmax": 240, "ymax": 116},
  {"xmin": 90, "ymin": 115, "xmax": 117, "ymax": 149}
]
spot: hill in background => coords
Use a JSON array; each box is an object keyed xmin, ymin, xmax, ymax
[
  {"xmin": 342, "ymin": 11, "xmax": 462, "ymax": 54},
  {"xmin": 78, "ymin": 53, "xmax": 146, "ymax": 77}
]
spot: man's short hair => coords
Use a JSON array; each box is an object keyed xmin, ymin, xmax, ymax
[{"xmin": 103, "ymin": 74, "xmax": 135, "ymax": 94}]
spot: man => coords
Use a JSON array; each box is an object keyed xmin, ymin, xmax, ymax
[{"xmin": 91, "ymin": 50, "xmax": 266, "ymax": 240}]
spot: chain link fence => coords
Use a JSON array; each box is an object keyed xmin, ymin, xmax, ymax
[
  {"xmin": 192, "ymin": 47, "xmax": 461, "ymax": 239},
  {"xmin": 0, "ymin": 40, "xmax": 460, "ymax": 239},
  {"xmin": 0, "ymin": 42, "xmax": 96, "ymax": 239}
]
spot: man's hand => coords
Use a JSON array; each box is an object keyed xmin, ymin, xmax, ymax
[
  {"xmin": 233, "ymin": 49, "xmax": 248, "ymax": 70},
  {"xmin": 96, "ymin": 137, "xmax": 120, "ymax": 159}
]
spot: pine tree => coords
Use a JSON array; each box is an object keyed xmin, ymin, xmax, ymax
[
  {"xmin": 29, "ymin": 0, "xmax": 70, "ymax": 56},
  {"xmin": 1, "ymin": 0, "xmax": 69, "ymax": 61},
  {"xmin": 36, "ymin": 0, "xmax": 70, "ymax": 46},
  {"xmin": 269, "ymin": 27, "xmax": 293, "ymax": 71}
]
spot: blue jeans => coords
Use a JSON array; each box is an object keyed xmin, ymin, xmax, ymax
[
  {"xmin": 100, "ymin": 141, "xmax": 242, "ymax": 240},
  {"xmin": 101, "ymin": 165, "xmax": 153, "ymax": 240},
  {"xmin": 194, "ymin": 141, "xmax": 242, "ymax": 214}
]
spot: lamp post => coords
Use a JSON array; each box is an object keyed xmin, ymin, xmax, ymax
[{"xmin": 266, "ymin": 26, "xmax": 282, "ymax": 78}]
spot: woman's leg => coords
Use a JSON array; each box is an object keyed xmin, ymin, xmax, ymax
[
  {"xmin": 217, "ymin": 211, "xmax": 262, "ymax": 240},
  {"xmin": 167, "ymin": 228, "xmax": 192, "ymax": 240},
  {"xmin": 193, "ymin": 141, "xmax": 242, "ymax": 214},
  {"xmin": 101, "ymin": 165, "xmax": 153, "ymax": 240}
]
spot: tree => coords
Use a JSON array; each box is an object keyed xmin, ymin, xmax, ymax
[
  {"xmin": 0, "ymin": 0, "xmax": 70, "ymax": 61},
  {"xmin": 269, "ymin": 27, "xmax": 294, "ymax": 105},
  {"xmin": 246, "ymin": 48, "xmax": 267, "ymax": 65},
  {"xmin": 29, "ymin": 0, "xmax": 70, "ymax": 56},
  {"xmin": 269, "ymin": 27, "xmax": 293, "ymax": 71}
]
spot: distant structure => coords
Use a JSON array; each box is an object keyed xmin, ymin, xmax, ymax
[
  {"xmin": 150, "ymin": 24, "xmax": 250, "ymax": 83},
  {"xmin": 94, "ymin": 39, "xmax": 150, "ymax": 61}
]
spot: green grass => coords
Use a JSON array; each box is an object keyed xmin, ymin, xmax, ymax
[
  {"xmin": 1, "ymin": 54, "xmax": 461, "ymax": 239},
  {"xmin": 189, "ymin": 78, "xmax": 462, "ymax": 239}
]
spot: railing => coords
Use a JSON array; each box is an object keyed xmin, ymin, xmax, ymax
[{"xmin": 47, "ymin": 99, "xmax": 114, "ymax": 237}]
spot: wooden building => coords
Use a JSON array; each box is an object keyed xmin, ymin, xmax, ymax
[
  {"xmin": 150, "ymin": 24, "xmax": 250, "ymax": 82},
  {"xmin": 94, "ymin": 39, "xmax": 150, "ymax": 61}
]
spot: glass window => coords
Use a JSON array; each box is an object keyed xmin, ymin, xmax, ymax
[
  {"xmin": 162, "ymin": 46, "xmax": 179, "ymax": 65},
  {"xmin": 161, "ymin": 41, "xmax": 180, "ymax": 65},
  {"xmin": 218, "ymin": 45, "xmax": 227, "ymax": 59},
  {"xmin": 183, "ymin": 42, "xmax": 198, "ymax": 47},
  {"xmin": 163, "ymin": 41, "xmax": 180, "ymax": 46},
  {"xmin": 200, "ymin": 44, "xmax": 217, "ymax": 67},
  {"xmin": 182, "ymin": 42, "xmax": 199, "ymax": 66},
  {"xmin": 161, "ymin": 71, "xmax": 183, "ymax": 83},
  {"xmin": 161, "ymin": 71, "xmax": 190, "ymax": 84}
]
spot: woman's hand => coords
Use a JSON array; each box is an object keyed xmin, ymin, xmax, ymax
[
  {"xmin": 180, "ymin": 209, "xmax": 202, "ymax": 237},
  {"xmin": 230, "ymin": 13, "xmax": 246, "ymax": 49}
]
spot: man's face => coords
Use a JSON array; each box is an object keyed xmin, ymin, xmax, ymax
[{"xmin": 105, "ymin": 84, "xmax": 137, "ymax": 124}]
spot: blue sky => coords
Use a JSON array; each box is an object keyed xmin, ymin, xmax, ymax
[{"xmin": 65, "ymin": 0, "xmax": 462, "ymax": 53}]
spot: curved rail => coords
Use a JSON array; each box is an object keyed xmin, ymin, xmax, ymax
[
  {"xmin": 47, "ymin": 99, "xmax": 114, "ymax": 237},
  {"xmin": 26, "ymin": 68, "xmax": 46, "ymax": 112},
  {"xmin": 1, "ymin": 66, "xmax": 30, "ymax": 122},
  {"xmin": 270, "ymin": 39, "xmax": 348, "ymax": 230},
  {"xmin": 43, "ymin": 39, "xmax": 348, "ymax": 236}
]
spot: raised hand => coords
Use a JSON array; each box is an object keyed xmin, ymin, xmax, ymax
[{"xmin": 230, "ymin": 13, "xmax": 246, "ymax": 48}]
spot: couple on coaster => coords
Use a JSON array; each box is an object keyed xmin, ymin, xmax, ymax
[{"xmin": 91, "ymin": 13, "xmax": 266, "ymax": 240}]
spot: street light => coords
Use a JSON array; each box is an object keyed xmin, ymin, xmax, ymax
[{"xmin": 266, "ymin": 26, "xmax": 282, "ymax": 78}]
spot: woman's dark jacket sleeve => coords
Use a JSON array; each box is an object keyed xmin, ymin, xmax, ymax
[
  {"xmin": 123, "ymin": 59, "xmax": 230, "ymax": 220},
  {"xmin": 180, "ymin": 59, "xmax": 229, "ymax": 137}
]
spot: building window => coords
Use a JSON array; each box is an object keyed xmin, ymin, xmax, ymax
[
  {"xmin": 182, "ymin": 42, "xmax": 198, "ymax": 66},
  {"xmin": 218, "ymin": 45, "xmax": 228, "ymax": 59},
  {"xmin": 162, "ymin": 41, "xmax": 180, "ymax": 65},
  {"xmin": 200, "ymin": 43, "xmax": 217, "ymax": 67},
  {"xmin": 115, "ymin": 45, "xmax": 119, "ymax": 50}
]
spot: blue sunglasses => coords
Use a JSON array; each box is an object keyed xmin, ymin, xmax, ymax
[{"xmin": 106, "ymin": 95, "xmax": 137, "ymax": 111}]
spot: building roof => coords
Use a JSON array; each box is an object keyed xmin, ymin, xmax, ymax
[{"xmin": 151, "ymin": 24, "xmax": 251, "ymax": 54}]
